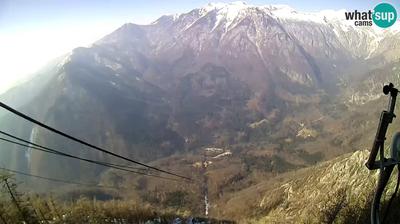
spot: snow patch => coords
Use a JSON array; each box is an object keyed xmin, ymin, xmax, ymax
[{"xmin": 57, "ymin": 53, "xmax": 72, "ymax": 68}]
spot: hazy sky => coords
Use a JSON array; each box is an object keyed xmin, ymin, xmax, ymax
[{"xmin": 0, "ymin": 0, "xmax": 398, "ymax": 93}]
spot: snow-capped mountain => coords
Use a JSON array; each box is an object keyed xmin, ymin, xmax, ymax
[
  {"xmin": 97, "ymin": 1, "xmax": 399, "ymax": 92},
  {"xmin": 154, "ymin": 1, "xmax": 399, "ymax": 59}
]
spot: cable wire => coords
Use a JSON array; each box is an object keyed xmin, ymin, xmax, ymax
[
  {"xmin": 0, "ymin": 130, "xmax": 147, "ymax": 172},
  {"xmin": 0, "ymin": 102, "xmax": 191, "ymax": 181},
  {"xmin": 0, "ymin": 134, "xmax": 183, "ymax": 182},
  {"xmin": 0, "ymin": 167, "xmax": 119, "ymax": 189}
]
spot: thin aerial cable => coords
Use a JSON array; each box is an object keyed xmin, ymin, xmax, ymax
[
  {"xmin": 0, "ymin": 130, "xmax": 147, "ymax": 172},
  {"xmin": 0, "ymin": 136, "xmax": 184, "ymax": 182},
  {"xmin": 0, "ymin": 102, "xmax": 191, "ymax": 181},
  {"xmin": 0, "ymin": 136, "xmax": 143, "ymax": 174},
  {"xmin": 0, "ymin": 167, "xmax": 119, "ymax": 189}
]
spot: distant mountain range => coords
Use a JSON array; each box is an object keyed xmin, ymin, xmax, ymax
[{"xmin": 0, "ymin": 1, "xmax": 399, "ymax": 193}]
